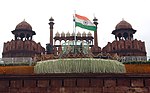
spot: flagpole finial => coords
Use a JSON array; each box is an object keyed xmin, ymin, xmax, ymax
[
  {"xmin": 93, "ymin": 16, "xmax": 98, "ymax": 27},
  {"xmin": 93, "ymin": 16, "xmax": 98, "ymax": 22},
  {"xmin": 93, "ymin": 13, "xmax": 98, "ymax": 22},
  {"xmin": 93, "ymin": 13, "xmax": 95, "ymax": 17},
  {"xmin": 73, "ymin": 15, "xmax": 75, "ymax": 22}
]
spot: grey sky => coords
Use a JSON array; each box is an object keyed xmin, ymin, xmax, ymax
[{"xmin": 0, "ymin": 0, "xmax": 150, "ymax": 57}]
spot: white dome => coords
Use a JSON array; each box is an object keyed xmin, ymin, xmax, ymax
[
  {"xmin": 55, "ymin": 32, "xmax": 60, "ymax": 37},
  {"xmin": 66, "ymin": 32, "xmax": 70, "ymax": 37},
  {"xmin": 72, "ymin": 32, "xmax": 75, "ymax": 36},
  {"xmin": 87, "ymin": 32, "xmax": 92, "ymax": 37},
  {"xmin": 82, "ymin": 32, "xmax": 86, "ymax": 37},
  {"xmin": 61, "ymin": 32, "xmax": 65, "ymax": 37},
  {"xmin": 77, "ymin": 32, "xmax": 81, "ymax": 37}
]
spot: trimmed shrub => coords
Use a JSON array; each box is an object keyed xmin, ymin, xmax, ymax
[{"xmin": 34, "ymin": 58, "xmax": 126, "ymax": 74}]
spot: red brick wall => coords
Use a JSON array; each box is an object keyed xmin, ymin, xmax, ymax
[{"xmin": 0, "ymin": 73, "xmax": 150, "ymax": 93}]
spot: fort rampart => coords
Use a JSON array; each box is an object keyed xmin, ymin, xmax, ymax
[{"xmin": 0, "ymin": 73, "xmax": 150, "ymax": 93}]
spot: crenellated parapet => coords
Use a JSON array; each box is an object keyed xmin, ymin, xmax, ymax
[
  {"xmin": 54, "ymin": 31, "xmax": 93, "ymax": 42},
  {"xmin": 102, "ymin": 39, "xmax": 146, "ymax": 56}
]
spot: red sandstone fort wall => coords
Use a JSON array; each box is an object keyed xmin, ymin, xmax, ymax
[
  {"xmin": 2, "ymin": 40, "xmax": 45, "ymax": 57},
  {"xmin": 0, "ymin": 73, "xmax": 150, "ymax": 93},
  {"xmin": 102, "ymin": 39, "xmax": 146, "ymax": 56}
]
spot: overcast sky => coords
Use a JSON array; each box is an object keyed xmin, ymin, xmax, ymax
[{"xmin": 0, "ymin": 0, "xmax": 150, "ymax": 58}]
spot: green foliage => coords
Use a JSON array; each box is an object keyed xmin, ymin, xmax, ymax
[{"xmin": 34, "ymin": 58, "xmax": 126, "ymax": 74}]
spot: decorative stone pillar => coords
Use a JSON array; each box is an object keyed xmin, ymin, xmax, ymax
[
  {"xmin": 48, "ymin": 17, "xmax": 54, "ymax": 46},
  {"xmin": 93, "ymin": 17, "xmax": 98, "ymax": 46}
]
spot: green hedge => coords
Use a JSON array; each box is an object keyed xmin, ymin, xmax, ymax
[{"xmin": 34, "ymin": 58, "xmax": 126, "ymax": 74}]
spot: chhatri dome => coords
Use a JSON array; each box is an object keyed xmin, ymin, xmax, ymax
[
  {"xmin": 115, "ymin": 19, "xmax": 132, "ymax": 30},
  {"xmin": 15, "ymin": 20, "xmax": 32, "ymax": 31},
  {"xmin": 112, "ymin": 19, "xmax": 136, "ymax": 39},
  {"xmin": 11, "ymin": 20, "xmax": 36, "ymax": 41}
]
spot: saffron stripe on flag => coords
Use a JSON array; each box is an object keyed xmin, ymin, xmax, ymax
[{"xmin": 75, "ymin": 14, "xmax": 89, "ymax": 20}]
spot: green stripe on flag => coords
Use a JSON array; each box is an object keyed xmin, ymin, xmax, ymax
[{"xmin": 75, "ymin": 22, "xmax": 96, "ymax": 31}]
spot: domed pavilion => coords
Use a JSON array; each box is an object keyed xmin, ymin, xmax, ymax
[
  {"xmin": 2, "ymin": 20, "xmax": 45, "ymax": 58},
  {"xmin": 112, "ymin": 19, "xmax": 136, "ymax": 40},
  {"xmin": 12, "ymin": 20, "xmax": 36, "ymax": 41}
]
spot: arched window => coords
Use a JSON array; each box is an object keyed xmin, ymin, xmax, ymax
[
  {"xmin": 20, "ymin": 33, "xmax": 25, "ymax": 40},
  {"xmin": 26, "ymin": 34, "xmax": 30, "ymax": 40}
]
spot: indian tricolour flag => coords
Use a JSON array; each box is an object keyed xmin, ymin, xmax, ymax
[{"xmin": 75, "ymin": 14, "xmax": 96, "ymax": 31}]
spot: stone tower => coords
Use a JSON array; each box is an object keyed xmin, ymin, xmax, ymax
[
  {"xmin": 2, "ymin": 20, "xmax": 45, "ymax": 58},
  {"xmin": 49, "ymin": 17, "xmax": 54, "ymax": 46},
  {"xmin": 46, "ymin": 17, "xmax": 55, "ymax": 54},
  {"xmin": 91, "ymin": 17, "xmax": 101, "ymax": 55},
  {"xmin": 93, "ymin": 17, "xmax": 98, "ymax": 46}
]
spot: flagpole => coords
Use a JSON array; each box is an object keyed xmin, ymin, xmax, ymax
[
  {"xmin": 74, "ymin": 11, "xmax": 77, "ymax": 44},
  {"xmin": 73, "ymin": 15, "xmax": 76, "ymax": 45},
  {"xmin": 73, "ymin": 11, "xmax": 77, "ymax": 53}
]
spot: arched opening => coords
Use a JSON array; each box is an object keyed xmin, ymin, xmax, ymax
[
  {"xmin": 118, "ymin": 33, "xmax": 122, "ymax": 40},
  {"xmin": 123, "ymin": 32, "xmax": 128, "ymax": 40},
  {"xmin": 26, "ymin": 34, "xmax": 30, "ymax": 40},
  {"xmin": 55, "ymin": 40, "xmax": 60, "ymax": 45},
  {"xmin": 20, "ymin": 33, "xmax": 25, "ymax": 40},
  {"xmin": 61, "ymin": 40, "xmax": 65, "ymax": 45}
]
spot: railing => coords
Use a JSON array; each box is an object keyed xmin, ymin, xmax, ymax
[
  {"xmin": 0, "ymin": 56, "xmax": 149, "ymax": 64},
  {"xmin": 119, "ymin": 56, "xmax": 148, "ymax": 62},
  {"xmin": 0, "ymin": 57, "xmax": 33, "ymax": 66}
]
